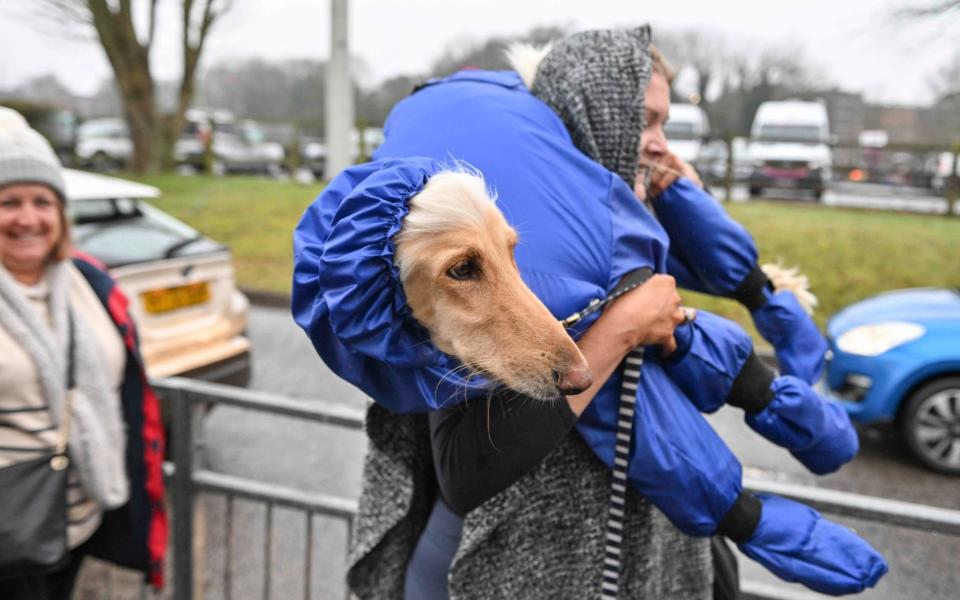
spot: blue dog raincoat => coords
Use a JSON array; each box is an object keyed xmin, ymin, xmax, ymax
[{"xmin": 292, "ymin": 70, "xmax": 885, "ymax": 594}]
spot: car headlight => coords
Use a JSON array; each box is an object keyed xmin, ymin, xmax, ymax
[{"xmin": 835, "ymin": 321, "xmax": 925, "ymax": 356}]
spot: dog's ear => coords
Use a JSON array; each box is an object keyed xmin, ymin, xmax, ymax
[{"xmin": 505, "ymin": 42, "xmax": 553, "ymax": 89}]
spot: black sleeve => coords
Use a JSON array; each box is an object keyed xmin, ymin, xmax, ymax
[{"xmin": 429, "ymin": 393, "xmax": 578, "ymax": 516}]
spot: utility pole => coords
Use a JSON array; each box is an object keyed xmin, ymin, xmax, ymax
[{"xmin": 325, "ymin": 0, "xmax": 353, "ymax": 179}]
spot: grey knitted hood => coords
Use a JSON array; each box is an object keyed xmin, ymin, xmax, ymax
[{"xmin": 530, "ymin": 26, "xmax": 653, "ymax": 187}]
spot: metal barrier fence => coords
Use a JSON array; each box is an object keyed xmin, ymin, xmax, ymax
[
  {"xmin": 150, "ymin": 377, "xmax": 960, "ymax": 600},
  {"xmin": 707, "ymin": 138, "xmax": 960, "ymax": 216},
  {"xmin": 157, "ymin": 377, "xmax": 364, "ymax": 600}
]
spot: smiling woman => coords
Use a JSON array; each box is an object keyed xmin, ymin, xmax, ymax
[
  {"xmin": 0, "ymin": 107, "xmax": 167, "ymax": 598},
  {"xmin": 0, "ymin": 183, "xmax": 67, "ymax": 283}
]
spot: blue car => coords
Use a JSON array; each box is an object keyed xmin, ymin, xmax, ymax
[{"xmin": 824, "ymin": 288, "xmax": 960, "ymax": 474}]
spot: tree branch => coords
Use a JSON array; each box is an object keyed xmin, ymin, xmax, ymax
[
  {"xmin": 896, "ymin": 0, "xmax": 960, "ymax": 18},
  {"xmin": 144, "ymin": 0, "xmax": 158, "ymax": 53}
]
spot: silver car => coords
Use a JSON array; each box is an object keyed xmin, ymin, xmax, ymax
[{"xmin": 65, "ymin": 169, "xmax": 251, "ymax": 386}]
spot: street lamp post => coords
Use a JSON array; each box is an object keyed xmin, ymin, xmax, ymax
[{"xmin": 326, "ymin": 0, "xmax": 353, "ymax": 179}]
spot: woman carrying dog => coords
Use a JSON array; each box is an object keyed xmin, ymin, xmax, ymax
[
  {"xmin": 0, "ymin": 107, "xmax": 167, "ymax": 599},
  {"xmin": 295, "ymin": 28, "xmax": 712, "ymax": 599},
  {"xmin": 294, "ymin": 26, "xmax": 884, "ymax": 600}
]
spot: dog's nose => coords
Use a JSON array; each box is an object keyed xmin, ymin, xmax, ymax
[{"xmin": 555, "ymin": 364, "xmax": 593, "ymax": 396}]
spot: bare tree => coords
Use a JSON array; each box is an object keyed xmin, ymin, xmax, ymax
[
  {"xmin": 929, "ymin": 51, "xmax": 960, "ymax": 97},
  {"xmin": 896, "ymin": 0, "xmax": 960, "ymax": 17},
  {"xmin": 40, "ymin": 0, "xmax": 232, "ymax": 172},
  {"xmin": 653, "ymin": 29, "xmax": 728, "ymax": 107}
]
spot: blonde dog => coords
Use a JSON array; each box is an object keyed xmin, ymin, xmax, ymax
[{"xmin": 394, "ymin": 170, "xmax": 592, "ymax": 400}]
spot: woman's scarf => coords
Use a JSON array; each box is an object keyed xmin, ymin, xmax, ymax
[{"xmin": 0, "ymin": 261, "xmax": 128, "ymax": 509}]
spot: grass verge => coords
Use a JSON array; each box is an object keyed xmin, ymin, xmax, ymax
[{"xmin": 131, "ymin": 174, "xmax": 325, "ymax": 296}]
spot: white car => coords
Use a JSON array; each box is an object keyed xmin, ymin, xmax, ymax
[
  {"xmin": 926, "ymin": 151, "xmax": 960, "ymax": 192},
  {"xmin": 75, "ymin": 118, "xmax": 132, "ymax": 171},
  {"xmin": 188, "ymin": 109, "xmax": 285, "ymax": 176},
  {"xmin": 747, "ymin": 101, "xmax": 833, "ymax": 200},
  {"xmin": 64, "ymin": 169, "xmax": 251, "ymax": 386},
  {"xmin": 665, "ymin": 104, "xmax": 710, "ymax": 166}
]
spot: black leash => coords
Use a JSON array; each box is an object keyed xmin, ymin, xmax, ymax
[
  {"xmin": 558, "ymin": 268, "xmax": 653, "ymax": 599},
  {"xmin": 559, "ymin": 268, "xmax": 656, "ymax": 328}
]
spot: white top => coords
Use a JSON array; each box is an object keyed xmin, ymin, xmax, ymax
[{"xmin": 0, "ymin": 262, "xmax": 126, "ymax": 548}]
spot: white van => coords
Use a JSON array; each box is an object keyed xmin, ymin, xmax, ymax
[
  {"xmin": 747, "ymin": 101, "xmax": 832, "ymax": 200},
  {"xmin": 665, "ymin": 104, "xmax": 710, "ymax": 165}
]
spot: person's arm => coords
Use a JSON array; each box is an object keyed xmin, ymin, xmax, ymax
[
  {"xmin": 430, "ymin": 273, "xmax": 686, "ymax": 515},
  {"xmin": 564, "ymin": 274, "xmax": 687, "ymax": 415},
  {"xmin": 430, "ymin": 393, "xmax": 577, "ymax": 516}
]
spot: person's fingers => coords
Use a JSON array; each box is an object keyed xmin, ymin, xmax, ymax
[
  {"xmin": 661, "ymin": 334, "xmax": 678, "ymax": 356},
  {"xmin": 672, "ymin": 307, "xmax": 686, "ymax": 327}
]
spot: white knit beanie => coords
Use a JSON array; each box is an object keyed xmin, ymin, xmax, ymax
[{"xmin": 0, "ymin": 106, "xmax": 66, "ymax": 201}]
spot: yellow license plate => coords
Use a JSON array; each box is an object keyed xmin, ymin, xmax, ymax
[{"xmin": 141, "ymin": 282, "xmax": 210, "ymax": 314}]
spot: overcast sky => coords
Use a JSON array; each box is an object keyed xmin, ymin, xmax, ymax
[{"xmin": 1, "ymin": 0, "xmax": 956, "ymax": 105}]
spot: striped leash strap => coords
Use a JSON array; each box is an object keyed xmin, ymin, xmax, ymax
[
  {"xmin": 555, "ymin": 267, "xmax": 653, "ymax": 598},
  {"xmin": 601, "ymin": 347, "xmax": 643, "ymax": 599}
]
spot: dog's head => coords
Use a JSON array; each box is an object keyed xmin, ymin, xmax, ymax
[{"xmin": 395, "ymin": 171, "xmax": 592, "ymax": 401}]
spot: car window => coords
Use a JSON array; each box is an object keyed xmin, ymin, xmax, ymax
[
  {"xmin": 214, "ymin": 121, "xmax": 239, "ymax": 136},
  {"xmin": 182, "ymin": 121, "xmax": 204, "ymax": 136},
  {"xmin": 78, "ymin": 120, "xmax": 128, "ymax": 139},
  {"xmin": 71, "ymin": 199, "xmax": 224, "ymax": 267},
  {"xmin": 756, "ymin": 125, "xmax": 822, "ymax": 144},
  {"xmin": 664, "ymin": 121, "xmax": 697, "ymax": 141},
  {"xmin": 242, "ymin": 123, "xmax": 265, "ymax": 144}
]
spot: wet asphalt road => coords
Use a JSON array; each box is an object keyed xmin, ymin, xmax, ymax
[
  {"xmin": 712, "ymin": 181, "xmax": 958, "ymax": 215},
  {"xmin": 192, "ymin": 305, "xmax": 959, "ymax": 600}
]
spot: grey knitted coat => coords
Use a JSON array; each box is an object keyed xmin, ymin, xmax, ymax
[{"xmin": 346, "ymin": 405, "xmax": 712, "ymax": 599}]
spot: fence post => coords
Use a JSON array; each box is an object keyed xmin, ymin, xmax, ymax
[
  {"xmin": 947, "ymin": 144, "xmax": 960, "ymax": 217},
  {"xmin": 724, "ymin": 134, "xmax": 734, "ymax": 203},
  {"xmin": 172, "ymin": 388, "xmax": 195, "ymax": 600}
]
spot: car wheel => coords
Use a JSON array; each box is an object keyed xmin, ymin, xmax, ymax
[
  {"xmin": 901, "ymin": 376, "xmax": 960, "ymax": 475},
  {"xmin": 748, "ymin": 186, "xmax": 762, "ymax": 198},
  {"xmin": 813, "ymin": 188, "xmax": 824, "ymax": 202},
  {"xmin": 91, "ymin": 151, "xmax": 113, "ymax": 172},
  {"xmin": 266, "ymin": 163, "xmax": 284, "ymax": 178}
]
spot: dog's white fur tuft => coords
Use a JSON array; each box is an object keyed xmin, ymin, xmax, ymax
[
  {"xmin": 396, "ymin": 170, "xmax": 499, "ymax": 282},
  {"xmin": 505, "ymin": 42, "xmax": 553, "ymax": 89},
  {"xmin": 761, "ymin": 262, "xmax": 818, "ymax": 316}
]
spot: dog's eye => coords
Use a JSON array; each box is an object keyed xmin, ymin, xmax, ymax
[{"xmin": 446, "ymin": 258, "xmax": 481, "ymax": 281}]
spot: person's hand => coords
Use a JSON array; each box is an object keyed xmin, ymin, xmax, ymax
[
  {"xmin": 601, "ymin": 274, "xmax": 688, "ymax": 353},
  {"xmin": 645, "ymin": 152, "xmax": 703, "ymax": 198}
]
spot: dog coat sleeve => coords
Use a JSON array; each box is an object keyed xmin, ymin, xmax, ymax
[
  {"xmin": 577, "ymin": 360, "xmax": 743, "ymax": 537},
  {"xmin": 747, "ymin": 376, "xmax": 859, "ymax": 475},
  {"xmin": 652, "ymin": 178, "xmax": 759, "ymax": 298},
  {"xmin": 652, "ymin": 179, "xmax": 829, "ymax": 384},
  {"xmin": 660, "ymin": 311, "xmax": 756, "ymax": 413},
  {"xmin": 751, "ymin": 290, "xmax": 830, "ymax": 384},
  {"xmin": 663, "ymin": 310, "xmax": 857, "ymax": 474},
  {"xmin": 738, "ymin": 494, "xmax": 888, "ymax": 595}
]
